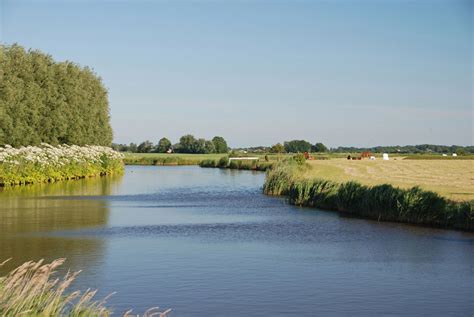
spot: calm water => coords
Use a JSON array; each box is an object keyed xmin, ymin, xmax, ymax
[{"xmin": 1, "ymin": 166, "xmax": 473, "ymax": 316}]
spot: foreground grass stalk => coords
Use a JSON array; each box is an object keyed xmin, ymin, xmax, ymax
[
  {"xmin": 0, "ymin": 259, "xmax": 171, "ymax": 316},
  {"xmin": 263, "ymin": 162, "xmax": 474, "ymax": 231}
]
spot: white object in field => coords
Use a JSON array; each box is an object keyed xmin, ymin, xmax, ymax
[
  {"xmin": 452, "ymin": 153, "xmax": 457, "ymax": 157},
  {"xmin": 228, "ymin": 157, "xmax": 259, "ymax": 161},
  {"xmin": 442, "ymin": 154, "xmax": 447, "ymax": 157},
  {"xmin": 370, "ymin": 156, "xmax": 376, "ymax": 160},
  {"xmin": 382, "ymin": 153, "xmax": 389, "ymax": 160}
]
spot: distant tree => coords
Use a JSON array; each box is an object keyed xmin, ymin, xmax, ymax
[
  {"xmin": 212, "ymin": 136, "xmax": 228, "ymax": 153},
  {"xmin": 156, "ymin": 137, "xmax": 172, "ymax": 153},
  {"xmin": 137, "ymin": 140, "xmax": 153, "ymax": 153},
  {"xmin": 204, "ymin": 140, "xmax": 216, "ymax": 154},
  {"xmin": 176, "ymin": 134, "xmax": 198, "ymax": 153},
  {"xmin": 271, "ymin": 143, "xmax": 285, "ymax": 153},
  {"xmin": 312, "ymin": 142, "xmax": 328, "ymax": 153},
  {"xmin": 284, "ymin": 140, "xmax": 312, "ymax": 153},
  {"xmin": 128, "ymin": 143, "xmax": 138, "ymax": 153}
]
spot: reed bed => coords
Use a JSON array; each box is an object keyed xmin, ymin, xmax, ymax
[
  {"xmin": 0, "ymin": 258, "xmax": 171, "ymax": 317},
  {"xmin": 200, "ymin": 157, "xmax": 273, "ymax": 171},
  {"xmin": 0, "ymin": 144, "xmax": 124, "ymax": 186},
  {"xmin": 263, "ymin": 162, "xmax": 473, "ymax": 231}
]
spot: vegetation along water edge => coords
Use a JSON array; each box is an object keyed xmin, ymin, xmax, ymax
[
  {"xmin": 0, "ymin": 144, "xmax": 124, "ymax": 186},
  {"xmin": 263, "ymin": 159, "xmax": 473, "ymax": 231}
]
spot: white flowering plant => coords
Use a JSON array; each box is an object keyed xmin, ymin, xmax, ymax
[{"xmin": 0, "ymin": 143, "xmax": 124, "ymax": 186}]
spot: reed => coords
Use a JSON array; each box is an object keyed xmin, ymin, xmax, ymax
[
  {"xmin": 0, "ymin": 259, "xmax": 171, "ymax": 317},
  {"xmin": 264, "ymin": 162, "xmax": 473, "ymax": 231}
]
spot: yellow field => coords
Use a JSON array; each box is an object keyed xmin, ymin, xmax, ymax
[{"xmin": 306, "ymin": 158, "xmax": 474, "ymax": 201}]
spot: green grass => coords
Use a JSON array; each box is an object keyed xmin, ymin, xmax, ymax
[
  {"xmin": 123, "ymin": 153, "xmax": 227, "ymax": 165},
  {"xmin": 263, "ymin": 162, "xmax": 473, "ymax": 231}
]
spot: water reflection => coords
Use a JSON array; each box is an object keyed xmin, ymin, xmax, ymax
[{"xmin": 0, "ymin": 174, "xmax": 122, "ymax": 272}]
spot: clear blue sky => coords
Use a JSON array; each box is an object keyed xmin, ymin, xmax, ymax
[{"xmin": 1, "ymin": 0, "xmax": 472, "ymax": 147}]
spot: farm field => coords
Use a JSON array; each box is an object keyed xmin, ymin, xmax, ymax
[{"xmin": 305, "ymin": 158, "xmax": 474, "ymax": 201}]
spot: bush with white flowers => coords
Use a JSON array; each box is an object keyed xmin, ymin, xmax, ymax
[{"xmin": 0, "ymin": 143, "xmax": 124, "ymax": 185}]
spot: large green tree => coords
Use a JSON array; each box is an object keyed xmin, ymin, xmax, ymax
[
  {"xmin": 156, "ymin": 137, "xmax": 172, "ymax": 153},
  {"xmin": 0, "ymin": 44, "xmax": 113, "ymax": 146},
  {"xmin": 284, "ymin": 140, "xmax": 312, "ymax": 153},
  {"xmin": 212, "ymin": 136, "xmax": 228, "ymax": 153}
]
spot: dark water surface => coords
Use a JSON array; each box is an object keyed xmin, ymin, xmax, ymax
[{"xmin": 1, "ymin": 166, "xmax": 473, "ymax": 316}]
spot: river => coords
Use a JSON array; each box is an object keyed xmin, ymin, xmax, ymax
[{"xmin": 1, "ymin": 166, "xmax": 473, "ymax": 316}]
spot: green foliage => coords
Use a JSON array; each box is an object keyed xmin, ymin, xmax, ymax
[
  {"xmin": 0, "ymin": 144, "xmax": 124, "ymax": 186},
  {"xmin": 218, "ymin": 156, "xmax": 229, "ymax": 167},
  {"xmin": 284, "ymin": 140, "xmax": 312, "ymax": 153},
  {"xmin": 212, "ymin": 136, "xmax": 229, "ymax": 153},
  {"xmin": 0, "ymin": 44, "xmax": 113, "ymax": 147},
  {"xmin": 156, "ymin": 137, "xmax": 172, "ymax": 153},
  {"xmin": 264, "ymin": 162, "xmax": 473, "ymax": 231},
  {"xmin": 312, "ymin": 142, "xmax": 328, "ymax": 153},
  {"xmin": 292, "ymin": 153, "xmax": 306, "ymax": 165},
  {"xmin": 271, "ymin": 143, "xmax": 285, "ymax": 153},
  {"xmin": 199, "ymin": 159, "xmax": 218, "ymax": 168},
  {"xmin": 137, "ymin": 140, "xmax": 153, "ymax": 153}
]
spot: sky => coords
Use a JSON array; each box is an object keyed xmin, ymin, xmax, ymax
[{"xmin": 1, "ymin": 0, "xmax": 472, "ymax": 147}]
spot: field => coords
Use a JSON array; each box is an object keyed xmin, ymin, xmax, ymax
[{"xmin": 305, "ymin": 158, "xmax": 474, "ymax": 201}]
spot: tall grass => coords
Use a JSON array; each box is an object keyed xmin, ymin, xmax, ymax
[
  {"xmin": 200, "ymin": 157, "xmax": 273, "ymax": 171},
  {"xmin": 264, "ymin": 162, "xmax": 473, "ymax": 231},
  {"xmin": 0, "ymin": 258, "xmax": 171, "ymax": 317}
]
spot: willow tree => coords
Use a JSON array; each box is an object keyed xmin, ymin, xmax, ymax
[{"xmin": 0, "ymin": 44, "xmax": 113, "ymax": 146}]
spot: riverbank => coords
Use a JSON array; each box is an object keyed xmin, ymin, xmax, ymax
[
  {"xmin": 0, "ymin": 144, "xmax": 124, "ymax": 186},
  {"xmin": 200, "ymin": 156, "xmax": 273, "ymax": 171},
  {"xmin": 264, "ymin": 161, "xmax": 473, "ymax": 231}
]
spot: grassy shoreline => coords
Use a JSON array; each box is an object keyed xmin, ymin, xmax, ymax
[
  {"xmin": 0, "ymin": 145, "xmax": 124, "ymax": 187},
  {"xmin": 263, "ymin": 161, "xmax": 473, "ymax": 231}
]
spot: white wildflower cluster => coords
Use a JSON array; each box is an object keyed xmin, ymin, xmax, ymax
[{"xmin": 0, "ymin": 143, "xmax": 124, "ymax": 168}]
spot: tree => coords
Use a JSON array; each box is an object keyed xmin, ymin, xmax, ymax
[
  {"xmin": 271, "ymin": 143, "xmax": 285, "ymax": 153},
  {"xmin": 212, "ymin": 136, "xmax": 228, "ymax": 153},
  {"xmin": 156, "ymin": 137, "xmax": 172, "ymax": 153},
  {"xmin": 128, "ymin": 143, "xmax": 138, "ymax": 153},
  {"xmin": 312, "ymin": 142, "xmax": 328, "ymax": 153},
  {"xmin": 204, "ymin": 140, "xmax": 216, "ymax": 154},
  {"xmin": 284, "ymin": 140, "xmax": 312, "ymax": 153},
  {"xmin": 0, "ymin": 44, "xmax": 113, "ymax": 147},
  {"xmin": 137, "ymin": 140, "xmax": 153, "ymax": 153},
  {"xmin": 176, "ymin": 134, "xmax": 198, "ymax": 153}
]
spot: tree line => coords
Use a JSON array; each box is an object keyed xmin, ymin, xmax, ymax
[
  {"xmin": 0, "ymin": 44, "xmax": 113, "ymax": 147},
  {"xmin": 234, "ymin": 141, "xmax": 473, "ymax": 154},
  {"xmin": 112, "ymin": 135, "xmax": 229, "ymax": 154},
  {"xmin": 331, "ymin": 144, "xmax": 474, "ymax": 154}
]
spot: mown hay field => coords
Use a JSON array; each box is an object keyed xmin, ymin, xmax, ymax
[{"xmin": 305, "ymin": 159, "xmax": 474, "ymax": 201}]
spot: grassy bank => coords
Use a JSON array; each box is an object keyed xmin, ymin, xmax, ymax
[
  {"xmin": 200, "ymin": 156, "xmax": 274, "ymax": 171},
  {"xmin": 305, "ymin": 159, "xmax": 474, "ymax": 201},
  {"xmin": 263, "ymin": 161, "xmax": 473, "ymax": 231},
  {"xmin": 0, "ymin": 258, "xmax": 170, "ymax": 316},
  {"xmin": 0, "ymin": 144, "xmax": 124, "ymax": 186},
  {"xmin": 123, "ymin": 153, "xmax": 226, "ymax": 165}
]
